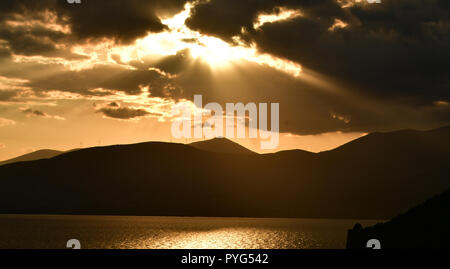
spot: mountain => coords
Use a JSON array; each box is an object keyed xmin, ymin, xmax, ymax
[
  {"xmin": 347, "ymin": 187, "xmax": 450, "ymax": 249},
  {"xmin": 314, "ymin": 125, "xmax": 450, "ymax": 218},
  {"xmin": 0, "ymin": 126, "xmax": 448, "ymax": 219},
  {"xmin": 0, "ymin": 149, "xmax": 63, "ymax": 166},
  {"xmin": 189, "ymin": 138, "xmax": 257, "ymax": 155}
]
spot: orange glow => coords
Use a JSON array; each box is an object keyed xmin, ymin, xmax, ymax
[
  {"xmin": 66, "ymin": 3, "xmax": 303, "ymax": 76},
  {"xmin": 253, "ymin": 7, "xmax": 303, "ymax": 29},
  {"xmin": 329, "ymin": 19, "xmax": 348, "ymax": 31}
]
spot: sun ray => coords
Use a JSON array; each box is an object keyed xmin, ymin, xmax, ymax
[{"xmin": 108, "ymin": 3, "xmax": 303, "ymax": 76}]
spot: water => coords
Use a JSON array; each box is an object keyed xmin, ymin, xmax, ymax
[{"xmin": 0, "ymin": 215, "xmax": 382, "ymax": 249}]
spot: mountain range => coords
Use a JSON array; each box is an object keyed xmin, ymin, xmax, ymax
[
  {"xmin": 0, "ymin": 126, "xmax": 448, "ymax": 219},
  {"xmin": 0, "ymin": 138, "xmax": 251, "ymax": 166}
]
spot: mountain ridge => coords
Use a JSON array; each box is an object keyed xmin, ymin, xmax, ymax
[
  {"xmin": 0, "ymin": 149, "xmax": 63, "ymax": 166},
  {"xmin": 0, "ymin": 125, "xmax": 448, "ymax": 219},
  {"xmin": 189, "ymin": 137, "xmax": 257, "ymax": 155},
  {"xmin": 3, "ymin": 125, "xmax": 448, "ymax": 166}
]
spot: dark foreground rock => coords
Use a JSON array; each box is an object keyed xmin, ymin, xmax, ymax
[{"xmin": 347, "ymin": 187, "xmax": 450, "ymax": 249}]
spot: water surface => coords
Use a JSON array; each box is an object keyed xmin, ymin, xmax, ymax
[{"xmin": 0, "ymin": 215, "xmax": 382, "ymax": 249}]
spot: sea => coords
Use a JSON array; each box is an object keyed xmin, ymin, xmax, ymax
[{"xmin": 0, "ymin": 214, "xmax": 382, "ymax": 249}]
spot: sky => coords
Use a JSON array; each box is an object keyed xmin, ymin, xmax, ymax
[{"xmin": 0, "ymin": 0, "xmax": 449, "ymax": 160}]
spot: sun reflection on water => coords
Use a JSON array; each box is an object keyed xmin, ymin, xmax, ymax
[
  {"xmin": 121, "ymin": 227, "xmax": 320, "ymax": 249},
  {"xmin": 0, "ymin": 215, "xmax": 383, "ymax": 249}
]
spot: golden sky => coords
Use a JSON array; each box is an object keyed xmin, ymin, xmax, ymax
[{"xmin": 0, "ymin": 0, "xmax": 448, "ymax": 160}]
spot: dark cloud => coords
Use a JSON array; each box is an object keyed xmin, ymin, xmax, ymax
[
  {"xmin": 97, "ymin": 107, "xmax": 150, "ymax": 120},
  {"xmin": 22, "ymin": 108, "xmax": 47, "ymax": 117},
  {"xmin": 0, "ymin": 90, "xmax": 18, "ymax": 101},
  {"xmin": 186, "ymin": 0, "xmax": 345, "ymax": 42},
  {"xmin": 0, "ymin": 47, "xmax": 10, "ymax": 60},
  {"xmin": 0, "ymin": 0, "xmax": 189, "ymax": 44},
  {"xmin": 0, "ymin": 21, "xmax": 87, "ymax": 60},
  {"xmin": 184, "ymin": 0, "xmax": 450, "ymax": 133},
  {"xmin": 27, "ymin": 65, "xmax": 183, "ymax": 98},
  {"xmin": 0, "ymin": 0, "xmax": 189, "ymax": 61},
  {"xmin": 256, "ymin": 1, "xmax": 448, "ymax": 103},
  {"xmin": 21, "ymin": 108, "xmax": 65, "ymax": 120},
  {"xmin": 171, "ymin": 56, "xmax": 450, "ymax": 135},
  {"xmin": 187, "ymin": 0, "xmax": 450, "ymax": 104}
]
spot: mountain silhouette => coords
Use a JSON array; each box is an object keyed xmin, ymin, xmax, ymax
[
  {"xmin": 0, "ymin": 126, "xmax": 448, "ymax": 219},
  {"xmin": 0, "ymin": 149, "xmax": 63, "ymax": 166},
  {"xmin": 347, "ymin": 186, "xmax": 450, "ymax": 249},
  {"xmin": 189, "ymin": 137, "xmax": 257, "ymax": 155}
]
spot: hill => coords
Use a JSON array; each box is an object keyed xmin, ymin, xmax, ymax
[
  {"xmin": 347, "ymin": 187, "xmax": 450, "ymax": 249},
  {"xmin": 0, "ymin": 126, "xmax": 448, "ymax": 219},
  {"xmin": 0, "ymin": 149, "xmax": 63, "ymax": 166},
  {"xmin": 189, "ymin": 138, "xmax": 257, "ymax": 155}
]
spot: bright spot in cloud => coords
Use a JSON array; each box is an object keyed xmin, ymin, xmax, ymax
[
  {"xmin": 14, "ymin": 3, "xmax": 303, "ymax": 79},
  {"xmin": 108, "ymin": 3, "xmax": 303, "ymax": 76},
  {"xmin": 329, "ymin": 19, "xmax": 348, "ymax": 31},
  {"xmin": 253, "ymin": 7, "xmax": 303, "ymax": 29}
]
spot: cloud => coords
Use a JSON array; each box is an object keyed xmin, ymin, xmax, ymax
[
  {"xmin": 0, "ymin": 90, "xmax": 18, "ymax": 101},
  {"xmin": 0, "ymin": 0, "xmax": 448, "ymax": 136},
  {"xmin": 22, "ymin": 108, "xmax": 65, "ymax": 120},
  {"xmin": 0, "ymin": 143, "xmax": 5, "ymax": 149},
  {"xmin": 97, "ymin": 107, "xmax": 151, "ymax": 120},
  {"xmin": 170, "ymin": 57, "xmax": 450, "ymax": 135},
  {"xmin": 187, "ymin": 0, "xmax": 450, "ymax": 105},
  {"xmin": 186, "ymin": 0, "xmax": 345, "ymax": 41},
  {"xmin": 22, "ymin": 108, "xmax": 45, "ymax": 117},
  {"xmin": 0, "ymin": 20, "xmax": 87, "ymax": 60},
  {"xmin": 180, "ymin": 0, "xmax": 450, "ymax": 133},
  {"xmin": 0, "ymin": 0, "xmax": 191, "ymax": 70},
  {"xmin": 92, "ymin": 93, "xmax": 172, "ymax": 121},
  {"xmin": 0, "ymin": 117, "xmax": 16, "ymax": 127},
  {"xmin": 26, "ymin": 65, "xmax": 183, "ymax": 98},
  {"xmin": 0, "ymin": 0, "xmax": 189, "ymax": 44}
]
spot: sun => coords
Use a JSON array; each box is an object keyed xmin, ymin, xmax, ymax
[
  {"xmin": 106, "ymin": 3, "xmax": 301, "ymax": 75},
  {"xmin": 188, "ymin": 36, "xmax": 255, "ymax": 68},
  {"xmin": 158, "ymin": 3, "xmax": 254, "ymax": 68}
]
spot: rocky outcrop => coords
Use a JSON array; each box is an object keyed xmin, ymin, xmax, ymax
[{"xmin": 347, "ymin": 188, "xmax": 450, "ymax": 249}]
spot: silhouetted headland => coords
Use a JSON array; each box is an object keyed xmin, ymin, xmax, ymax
[{"xmin": 347, "ymin": 186, "xmax": 450, "ymax": 249}]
